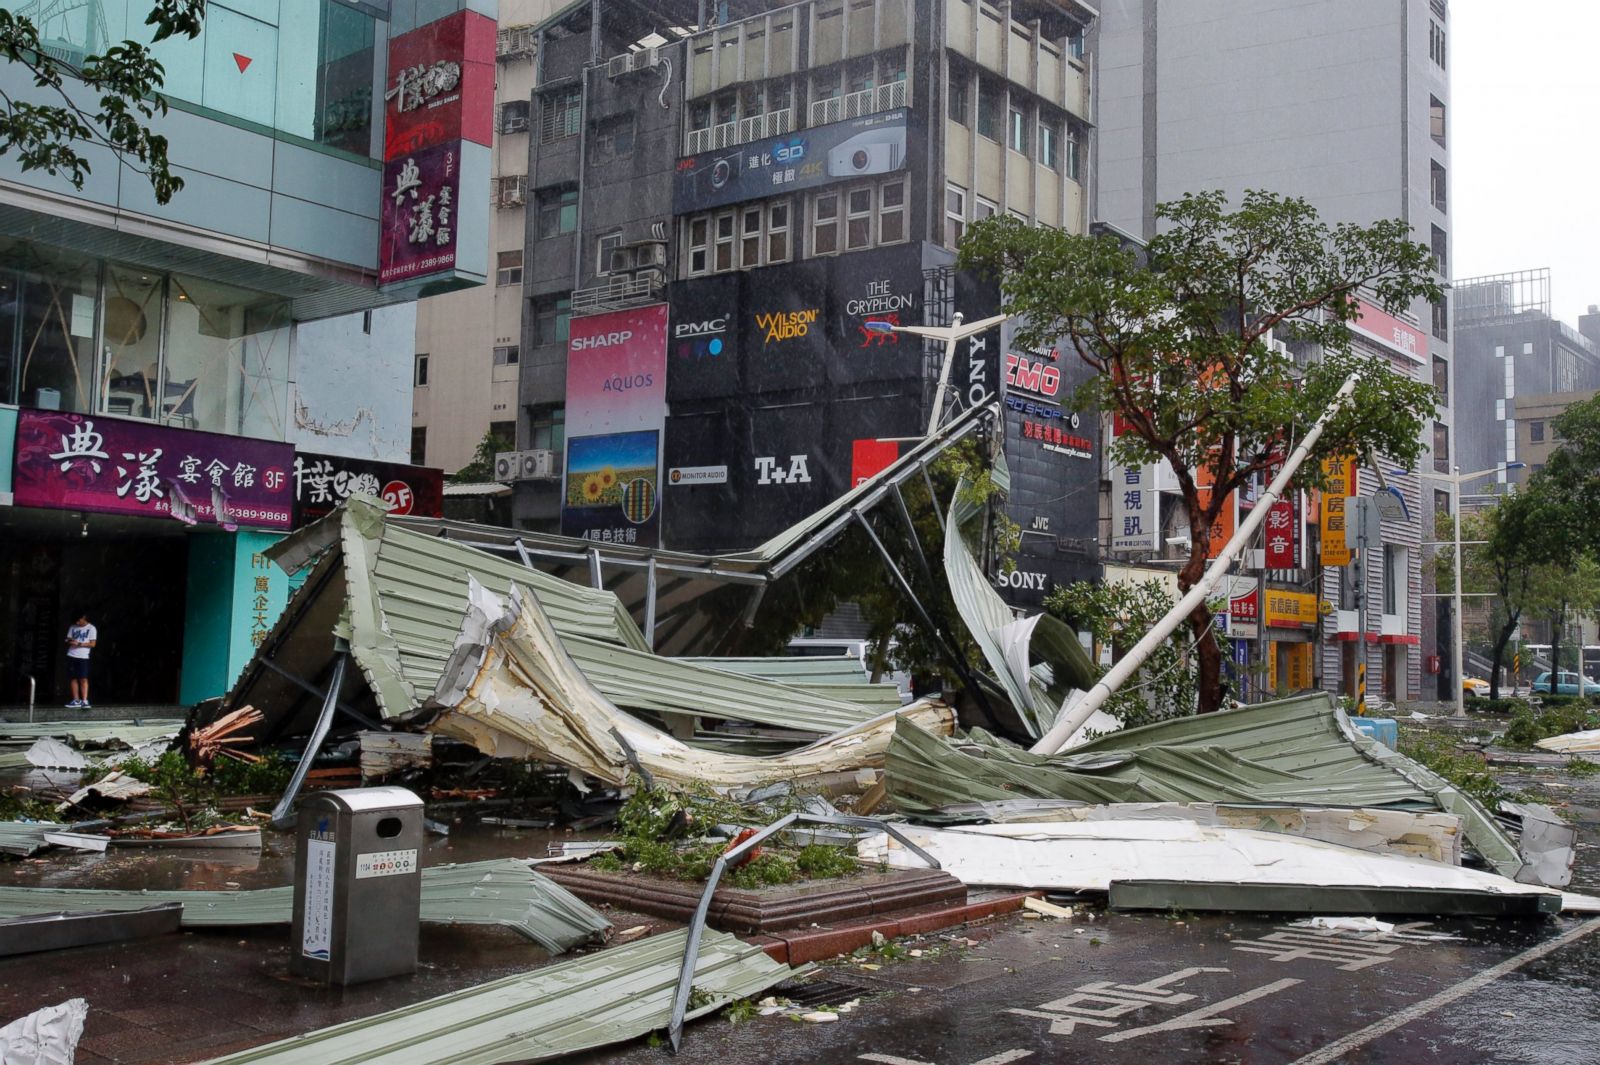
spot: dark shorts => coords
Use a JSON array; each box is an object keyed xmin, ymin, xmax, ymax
[{"xmin": 67, "ymin": 657, "xmax": 90, "ymax": 680}]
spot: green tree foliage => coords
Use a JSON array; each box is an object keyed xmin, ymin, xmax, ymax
[
  {"xmin": 959, "ymin": 190, "xmax": 1442, "ymax": 712},
  {"xmin": 0, "ymin": 1, "xmax": 205, "ymax": 204},
  {"xmin": 449, "ymin": 427, "xmax": 516, "ymax": 483},
  {"xmin": 1046, "ymin": 578, "xmax": 1219, "ymax": 728}
]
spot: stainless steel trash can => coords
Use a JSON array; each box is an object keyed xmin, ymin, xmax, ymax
[{"xmin": 290, "ymin": 786, "xmax": 424, "ymax": 985}]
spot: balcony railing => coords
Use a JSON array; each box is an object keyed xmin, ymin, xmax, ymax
[
  {"xmin": 572, "ymin": 275, "xmax": 663, "ymax": 316},
  {"xmin": 807, "ymin": 79, "xmax": 907, "ymax": 128},
  {"xmin": 683, "ymin": 108, "xmax": 794, "ymax": 156}
]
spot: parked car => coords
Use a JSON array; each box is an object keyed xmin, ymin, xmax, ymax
[
  {"xmin": 1462, "ymin": 677, "xmax": 1491, "ymax": 698},
  {"xmin": 1531, "ymin": 671, "xmax": 1600, "ymax": 696}
]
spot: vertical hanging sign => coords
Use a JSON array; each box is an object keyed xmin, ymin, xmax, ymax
[
  {"xmin": 1320, "ymin": 456, "xmax": 1357, "ymax": 566},
  {"xmin": 379, "ymin": 9, "xmax": 495, "ymax": 288}
]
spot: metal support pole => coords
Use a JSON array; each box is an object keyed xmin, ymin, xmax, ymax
[
  {"xmin": 1355, "ymin": 496, "xmax": 1369, "ymax": 710},
  {"xmin": 890, "ymin": 482, "xmax": 935, "ymax": 589},
  {"xmin": 1032, "ymin": 373, "xmax": 1360, "ymax": 753},
  {"xmin": 1453, "ymin": 464, "xmax": 1466, "ymax": 718},
  {"xmin": 644, "ymin": 556, "xmax": 658, "ymax": 650},
  {"xmin": 26, "ymin": 675, "xmax": 35, "ymax": 724},
  {"xmin": 588, "ymin": 547, "xmax": 603, "ymax": 589},
  {"xmin": 927, "ymin": 317, "xmax": 963, "ymax": 435},
  {"xmin": 270, "ymin": 648, "xmax": 347, "ymax": 828}
]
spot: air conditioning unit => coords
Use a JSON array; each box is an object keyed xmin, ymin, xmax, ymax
[
  {"xmin": 629, "ymin": 47, "xmax": 662, "ymax": 72},
  {"xmin": 493, "ymin": 451, "xmax": 521, "ymax": 483},
  {"xmin": 635, "ymin": 242, "xmax": 666, "ymax": 267},
  {"xmin": 607, "ymin": 247, "xmax": 636, "ymax": 274},
  {"xmin": 521, "ymin": 449, "xmax": 555, "ymax": 480},
  {"xmin": 607, "ymin": 53, "xmax": 631, "ymax": 78},
  {"xmin": 634, "ymin": 267, "xmax": 666, "ymax": 287}
]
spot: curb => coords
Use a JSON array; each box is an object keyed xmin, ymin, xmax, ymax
[{"xmin": 747, "ymin": 890, "xmax": 1040, "ymax": 965}]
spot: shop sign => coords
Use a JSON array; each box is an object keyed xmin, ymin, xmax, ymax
[
  {"xmin": 12, "ymin": 409, "xmax": 293, "ymax": 529},
  {"xmin": 667, "ymin": 465, "xmax": 727, "ymax": 486},
  {"xmin": 1265, "ymin": 588, "xmax": 1319, "ymax": 629},
  {"xmin": 1005, "ymin": 349, "xmax": 1063, "ymax": 400},
  {"xmin": 291, "ymin": 452, "xmax": 444, "ymax": 526},
  {"xmin": 1110, "ymin": 463, "xmax": 1158, "ymax": 552},
  {"xmin": 674, "ymin": 109, "xmax": 907, "ymax": 213},
  {"xmin": 1230, "ymin": 587, "xmax": 1260, "ymax": 639},
  {"xmin": 851, "ymin": 439, "xmax": 899, "ymax": 487},
  {"xmin": 1263, "ymin": 499, "xmax": 1297, "ymax": 568},
  {"xmin": 1350, "ymin": 297, "xmax": 1427, "ymax": 363},
  {"xmin": 379, "ymin": 9, "xmax": 494, "ymax": 289},
  {"xmin": 1320, "ymin": 455, "xmax": 1357, "ymax": 566},
  {"xmin": 1195, "ymin": 464, "xmax": 1236, "ymax": 560}
]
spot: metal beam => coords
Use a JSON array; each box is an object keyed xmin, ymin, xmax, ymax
[
  {"xmin": 257, "ymin": 658, "xmax": 384, "ymax": 733},
  {"xmin": 270, "ymin": 650, "xmax": 348, "ymax": 827},
  {"xmin": 588, "ymin": 547, "xmax": 603, "ymax": 589},
  {"xmin": 644, "ymin": 556, "xmax": 658, "ymax": 649}
]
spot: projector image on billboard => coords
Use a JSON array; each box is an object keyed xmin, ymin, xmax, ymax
[{"xmin": 827, "ymin": 126, "xmax": 906, "ymax": 177}]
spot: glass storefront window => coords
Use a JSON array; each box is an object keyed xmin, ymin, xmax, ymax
[
  {"xmin": 98, "ymin": 268, "xmax": 165, "ymax": 419},
  {"xmin": 0, "ymin": 242, "xmax": 99, "ymax": 413},
  {"xmin": 163, "ymin": 274, "xmax": 290, "ymax": 438}
]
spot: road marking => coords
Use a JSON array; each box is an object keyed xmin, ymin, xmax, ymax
[
  {"xmin": 860, "ymin": 1051, "xmax": 1032, "ymax": 1065},
  {"xmin": 1286, "ymin": 916, "xmax": 1600, "ymax": 1065},
  {"xmin": 1098, "ymin": 978, "xmax": 1302, "ymax": 1043}
]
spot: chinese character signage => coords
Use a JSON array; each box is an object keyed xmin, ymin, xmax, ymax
[
  {"xmin": 1111, "ymin": 463, "xmax": 1159, "ymax": 552},
  {"xmin": 673, "ymin": 109, "xmax": 907, "ymax": 213},
  {"xmin": 1195, "ymin": 464, "xmax": 1236, "ymax": 560},
  {"xmin": 1320, "ymin": 455, "xmax": 1357, "ymax": 566},
  {"xmin": 379, "ymin": 8, "xmax": 494, "ymax": 290},
  {"xmin": 1230, "ymin": 586, "xmax": 1260, "ymax": 639},
  {"xmin": 562, "ymin": 305, "xmax": 669, "ymax": 546},
  {"xmin": 1266, "ymin": 588, "xmax": 1319, "ymax": 630},
  {"xmin": 1263, "ymin": 499, "xmax": 1297, "ymax": 568},
  {"xmin": 291, "ymin": 452, "xmax": 445, "ymax": 527},
  {"xmin": 13, "ymin": 409, "xmax": 294, "ymax": 529},
  {"xmin": 1350, "ymin": 298, "xmax": 1427, "ymax": 363}
]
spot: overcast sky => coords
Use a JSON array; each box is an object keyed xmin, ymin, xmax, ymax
[{"xmin": 1452, "ymin": 1, "xmax": 1599, "ymax": 325}]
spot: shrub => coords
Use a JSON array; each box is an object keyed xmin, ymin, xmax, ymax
[{"xmin": 1398, "ymin": 728, "xmax": 1509, "ymax": 809}]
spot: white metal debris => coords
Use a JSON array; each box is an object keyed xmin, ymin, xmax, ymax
[{"xmin": 0, "ymin": 998, "xmax": 87, "ymax": 1065}]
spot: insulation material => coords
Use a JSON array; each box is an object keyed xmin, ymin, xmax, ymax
[
  {"xmin": 856, "ymin": 821, "xmax": 1600, "ymax": 914},
  {"xmin": 24, "ymin": 738, "xmax": 87, "ymax": 770},
  {"xmin": 0, "ymin": 998, "xmax": 87, "ymax": 1065},
  {"xmin": 1536, "ymin": 728, "xmax": 1600, "ymax": 753},
  {"xmin": 424, "ymin": 580, "xmax": 955, "ymax": 790}
]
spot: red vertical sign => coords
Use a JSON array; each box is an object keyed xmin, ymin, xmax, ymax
[{"xmin": 1263, "ymin": 499, "xmax": 1296, "ymax": 568}]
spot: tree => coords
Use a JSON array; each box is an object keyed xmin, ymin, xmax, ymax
[
  {"xmin": 0, "ymin": 0, "xmax": 204, "ymax": 205},
  {"xmin": 449, "ymin": 428, "xmax": 516, "ymax": 483},
  {"xmin": 960, "ymin": 190, "xmax": 1442, "ymax": 713}
]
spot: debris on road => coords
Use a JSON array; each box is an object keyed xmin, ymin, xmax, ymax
[
  {"xmin": 0, "ymin": 901, "xmax": 183, "ymax": 957},
  {"xmin": 0, "ymin": 998, "xmax": 87, "ymax": 1065}
]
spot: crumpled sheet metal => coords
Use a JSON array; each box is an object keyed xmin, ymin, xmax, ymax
[
  {"xmin": 199, "ymin": 928, "xmax": 795, "ymax": 1065},
  {"xmin": 942, "ymin": 474, "xmax": 1096, "ymax": 738},
  {"xmin": 856, "ymin": 821, "xmax": 1600, "ymax": 914},
  {"xmin": 0, "ymin": 860, "xmax": 609, "ymax": 954},
  {"xmin": 425, "ymin": 580, "xmax": 955, "ymax": 790},
  {"xmin": 1536, "ymin": 727, "xmax": 1600, "ymax": 753},
  {"xmin": 0, "ymin": 998, "xmax": 87, "ymax": 1065},
  {"xmin": 883, "ymin": 693, "xmax": 1527, "ymax": 880},
  {"xmin": 0, "ymin": 823, "xmax": 70, "ymax": 858}
]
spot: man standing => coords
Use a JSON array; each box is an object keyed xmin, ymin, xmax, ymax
[{"xmin": 65, "ymin": 613, "xmax": 96, "ymax": 709}]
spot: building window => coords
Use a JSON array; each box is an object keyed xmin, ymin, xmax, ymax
[
  {"xmin": 811, "ymin": 178, "xmax": 910, "ymax": 257},
  {"xmin": 1008, "ymin": 106, "xmax": 1030, "ymax": 155},
  {"xmin": 1429, "ymin": 95, "xmax": 1446, "ymax": 146},
  {"xmin": 411, "ymin": 427, "xmax": 427, "ymax": 465},
  {"xmin": 1434, "ymin": 489, "xmax": 1450, "ymax": 516},
  {"xmin": 537, "ymin": 187, "xmax": 578, "ymax": 238},
  {"xmin": 741, "ymin": 205, "xmax": 765, "ymax": 267},
  {"xmin": 493, "ymin": 344, "xmax": 519, "ymax": 367},
  {"xmin": 686, "ymin": 216, "xmax": 711, "ymax": 275},
  {"xmin": 1433, "ymin": 420, "xmax": 1450, "ymax": 473},
  {"xmin": 975, "ymin": 196, "xmax": 997, "ymax": 220},
  {"xmin": 1430, "ymin": 161, "xmax": 1447, "ymax": 213},
  {"xmin": 1039, "ymin": 122, "xmax": 1058, "ymax": 171},
  {"xmin": 948, "ymin": 74, "xmax": 969, "ymax": 126},
  {"xmin": 1067, "ymin": 27, "xmax": 1086, "ymax": 60},
  {"xmin": 768, "ymin": 201, "xmax": 791, "ymax": 264},
  {"xmin": 946, "ymin": 183, "xmax": 966, "ymax": 247},
  {"xmin": 539, "ymin": 87, "xmax": 581, "ymax": 143},
  {"xmin": 1383, "ymin": 545, "xmax": 1402, "ymax": 615},
  {"xmin": 414, "ymin": 353, "xmax": 429, "ymax": 387},
  {"xmin": 1432, "ymin": 295, "xmax": 1449, "ymax": 341},
  {"xmin": 499, "ymin": 99, "xmax": 530, "ymax": 135},
  {"xmin": 1429, "ymin": 21, "xmax": 1446, "ymax": 70},
  {"xmin": 1430, "ymin": 225, "xmax": 1447, "ymax": 276},
  {"xmin": 591, "ymin": 114, "xmax": 635, "ymax": 159},
  {"xmin": 534, "ymin": 296, "xmax": 571, "ymax": 347},
  {"xmin": 977, "ymin": 78, "xmax": 1002, "ymax": 141},
  {"xmin": 1530, "ymin": 420, "xmax": 1545, "ymax": 443},
  {"xmin": 496, "ymin": 250, "xmax": 523, "ymax": 287},
  {"xmin": 490, "ymin": 420, "xmax": 516, "ymax": 446},
  {"xmin": 597, "ymin": 230, "xmax": 623, "ymax": 275},
  {"xmin": 1433, "ymin": 355, "xmax": 1448, "ymax": 404},
  {"xmin": 1065, "ymin": 129, "xmax": 1082, "ymax": 181},
  {"xmin": 714, "ymin": 210, "xmax": 736, "ymax": 271},
  {"xmin": 528, "ymin": 405, "xmax": 565, "ymax": 453},
  {"xmin": 685, "ymin": 199, "xmax": 795, "ymax": 274}
]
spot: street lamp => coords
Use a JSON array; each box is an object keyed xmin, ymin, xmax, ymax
[
  {"xmin": 1437, "ymin": 462, "xmax": 1525, "ymax": 718},
  {"xmin": 863, "ymin": 312, "xmax": 1010, "ymax": 435}
]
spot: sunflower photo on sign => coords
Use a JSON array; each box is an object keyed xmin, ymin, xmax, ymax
[{"xmin": 562, "ymin": 430, "xmax": 660, "ymax": 545}]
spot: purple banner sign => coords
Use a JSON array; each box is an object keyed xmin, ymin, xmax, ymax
[
  {"xmin": 380, "ymin": 141, "xmax": 461, "ymax": 286},
  {"xmin": 12, "ymin": 409, "xmax": 295, "ymax": 530}
]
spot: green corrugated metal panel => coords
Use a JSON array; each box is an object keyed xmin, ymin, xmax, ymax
[
  {"xmin": 884, "ymin": 693, "xmax": 1522, "ymax": 876},
  {"xmin": 690, "ymin": 656, "xmax": 871, "ymax": 685},
  {"xmin": 0, "ymin": 822, "xmax": 68, "ymax": 857},
  {"xmin": 0, "ymin": 860, "xmax": 610, "ymax": 953},
  {"xmin": 0, "ymin": 722, "xmax": 183, "ymax": 744},
  {"xmin": 201, "ymin": 928, "xmax": 794, "ymax": 1065}
]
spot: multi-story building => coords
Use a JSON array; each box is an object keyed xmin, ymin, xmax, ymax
[
  {"xmin": 1095, "ymin": 0, "xmax": 1452, "ymax": 702},
  {"xmin": 1454, "ymin": 270, "xmax": 1600, "ymax": 488},
  {"xmin": 511, "ymin": 0, "xmax": 1100, "ymax": 608},
  {"xmin": 0, "ymin": 0, "xmax": 491, "ymax": 706},
  {"xmin": 410, "ymin": 0, "xmax": 557, "ymax": 474}
]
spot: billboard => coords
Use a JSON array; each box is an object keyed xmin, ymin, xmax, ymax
[
  {"xmin": 673, "ymin": 109, "xmax": 908, "ymax": 213},
  {"xmin": 379, "ymin": 9, "xmax": 495, "ymax": 289},
  {"xmin": 291, "ymin": 452, "xmax": 444, "ymax": 526},
  {"xmin": 13, "ymin": 409, "xmax": 294, "ymax": 529},
  {"xmin": 563, "ymin": 305, "xmax": 669, "ymax": 545},
  {"xmin": 828, "ymin": 246, "xmax": 926, "ymax": 385}
]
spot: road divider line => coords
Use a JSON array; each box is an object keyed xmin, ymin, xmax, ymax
[{"xmin": 1286, "ymin": 917, "xmax": 1600, "ymax": 1065}]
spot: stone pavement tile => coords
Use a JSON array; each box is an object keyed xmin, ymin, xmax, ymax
[{"xmin": 78, "ymin": 1019, "xmax": 173, "ymax": 1062}]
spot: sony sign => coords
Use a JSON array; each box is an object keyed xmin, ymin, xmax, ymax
[{"xmin": 994, "ymin": 570, "xmax": 1048, "ymax": 592}]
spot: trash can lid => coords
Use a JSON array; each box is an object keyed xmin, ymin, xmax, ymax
[{"xmin": 308, "ymin": 786, "xmax": 424, "ymax": 814}]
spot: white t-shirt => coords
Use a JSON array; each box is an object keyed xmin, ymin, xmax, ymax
[{"xmin": 67, "ymin": 624, "xmax": 96, "ymax": 660}]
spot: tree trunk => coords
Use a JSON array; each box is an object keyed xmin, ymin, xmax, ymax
[
  {"xmin": 1488, "ymin": 613, "xmax": 1518, "ymax": 701},
  {"xmin": 1549, "ymin": 608, "xmax": 1566, "ymax": 692},
  {"xmin": 1177, "ymin": 543, "xmax": 1226, "ymax": 713}
]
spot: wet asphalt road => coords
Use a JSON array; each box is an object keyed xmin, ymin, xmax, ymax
[{"xmin": 581, "ymin": 909, "xmax": 1600, "ymax": 1065}]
